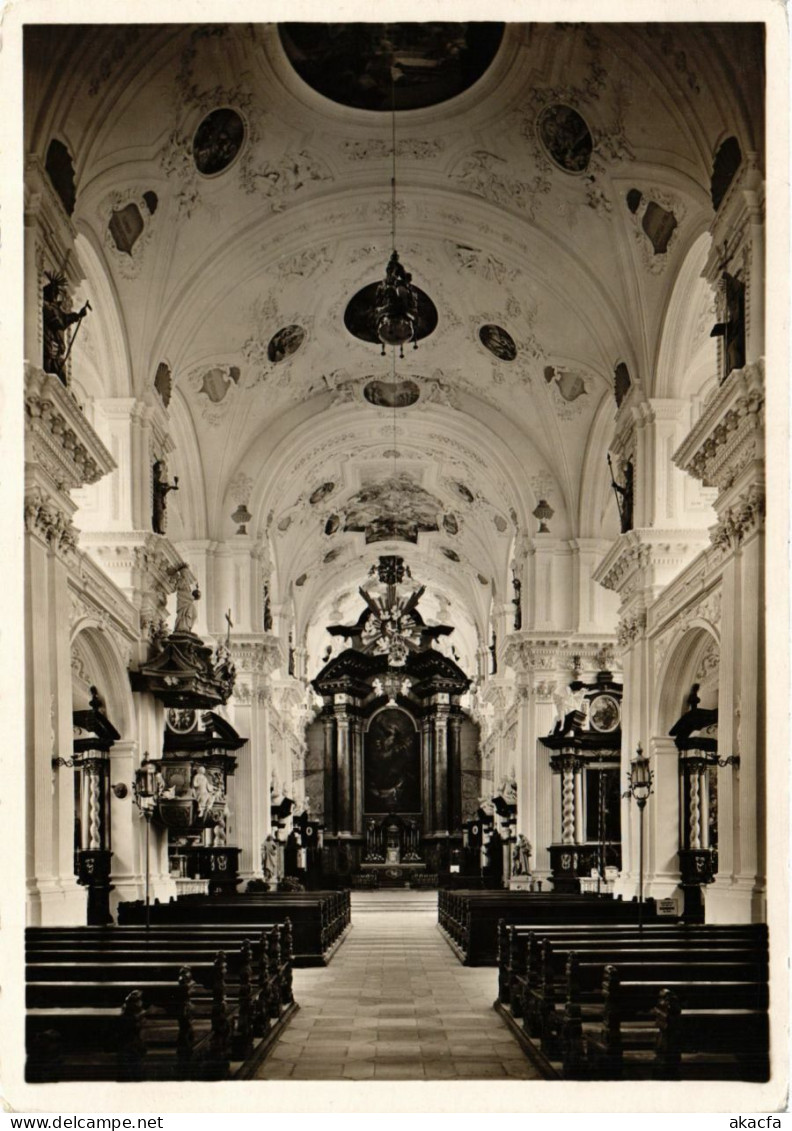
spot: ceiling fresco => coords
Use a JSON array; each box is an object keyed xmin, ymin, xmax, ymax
[
  {"xmin": 278, "ymin": 23, "xmax": 505, "ymax": 112},
  {"xmin": 32, "ymin": 20, "xmax": 758, "ymax": 622},
  {"xmin": 342, "ymin": 475, "xmax": 443, "ymax": 544}
]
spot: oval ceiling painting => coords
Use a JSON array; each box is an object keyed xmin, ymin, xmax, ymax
[
  {"xmin": 193, "ymin": 108, "xmax": 246, "ymax": 176},
  {"xmin": 279, "ymin": 23, "xmax": 504, "ymax": 112},
  {"xmin": 309, "ymin": 481, "xmax": 336, "ymax": 505},
  {"xmin": 364, "ymin": 379, "xmax": 420, "ymax": 408},
  {"xmin": 537, "ymin": 104, "xmax": 593, "ymax": 174},
  {"xmin": 268, "ymin": 324, "xmax": 306, "ymax": 364},
  {"xmin": 479, "ymin": 324, "xmax": 517, "ymax": 361}
]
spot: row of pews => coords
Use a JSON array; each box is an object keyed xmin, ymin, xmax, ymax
[
  {"xmin": 118, "ymin": 889, "xmax": 351, "ymax": 965},
  {"xmin": 438, "ymin": 889, "xmax": 656, "ymax": 966},
  {"xmin": 494, "ymin": 921, "xmax": 769, "ymax": 1081},
  {"xmin": 26, "ymin": 922, "xmax": 295, "ymax": 1082},
  {"xmin": 26, "ymin": 889, "xmax": 351, "ymax": 1082}
]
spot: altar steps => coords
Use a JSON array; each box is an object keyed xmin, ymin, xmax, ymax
[{"xmin": 350, "ymin": 890, "xmax": 437, "ymax": 913}]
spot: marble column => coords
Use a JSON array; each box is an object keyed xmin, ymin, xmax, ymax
[
  {"xmin": 420, "ymin": 718, "xmax": 433, "ymax": 836},
  {"xmin": 336, "ymin": 704, "xmax": 352, "ymax": 836},
  {"xmin": 447, "ymin": 715, "xmax": 462, "ymax": 833},
  {"xmin": 432, "ymin": 708, "xmax": 449, "ymax": 836},
  {"xmin": 350, "ymin": 715, "xmax": 364, "ymax": 837},
  {"xmin": 323, "ymin": 715, "xmax": 337, "ymax": 834}
]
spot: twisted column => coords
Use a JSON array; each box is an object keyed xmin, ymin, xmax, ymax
[
  {"xmin": 688, "ymin": 772, "xmax": 701, "ymax": 850},
  {"xmin": 561, "ymin": 763, "xmax": 576, "ymax": 845}
]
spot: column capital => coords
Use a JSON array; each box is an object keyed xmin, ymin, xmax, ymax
[{"xmin": 709, "ymin": 483, "xmax": 765, "ymax": 554}]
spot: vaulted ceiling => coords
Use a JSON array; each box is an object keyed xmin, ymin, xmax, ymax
[{"xmin": 25, "ymin": 22, "xmax": 763, "ymax": 632}]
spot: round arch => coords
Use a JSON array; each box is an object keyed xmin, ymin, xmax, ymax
[
  {"xmin": 655, "ymin": 622, "xmax": 720, "ymax": 736},
  {"xmin": 70, "ymin": 624, "xmax": 135, "ymax": 739}
]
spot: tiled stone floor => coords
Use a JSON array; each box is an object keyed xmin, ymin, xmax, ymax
[{"xmin": 255, "ymin": 908, "xmax": 541, "ymax": 1080}]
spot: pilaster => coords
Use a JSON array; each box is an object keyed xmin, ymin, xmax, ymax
[
  {"xmin": 228, "ymin": 636, "xmax": 283, "ymax": 878},
  {"xmin": 25, "ymin": 364, "xmax": 117, "ymax": 925}
]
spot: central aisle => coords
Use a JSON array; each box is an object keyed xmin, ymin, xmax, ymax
[{"xmin": 255, "ymin": 899, "xmax": 541, "ymax": 1080}]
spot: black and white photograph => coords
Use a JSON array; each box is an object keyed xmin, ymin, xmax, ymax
[{"xmin": 0, "ymin": 0, "xmax": 788, "ymax": 1118}]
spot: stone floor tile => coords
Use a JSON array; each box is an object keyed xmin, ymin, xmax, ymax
[
  {"xmin": 342, "ymin": 1061, "xmax": 377, "ymax": 1079},
  {"xmin": 346, "ymin": 1043, "xmax": 378, "ymax": 1060},
  {"xmin": 374, "ymin": 1063, "xmax": 426, "ymax": 1079},
  {"xmin": 254, "ymin": 902, "xmax": 541, "ymax": 1082},
  {"xmin": 423, "ymin": 1061, "xmax": 459, "ymax": 1078},
  {"xmin": 501, "ymin": 1059, "xmax": 540, "ymax": 1077},
  {"xmin": 290, "ymin": 1064, "xmax": 348, "ymax": 1079},
  {"xmin": 453, "ymin": 1060, "xmax": 513, "ymax": 1078},
  {"xmin": 257, "ymin": 1061, "xmax": 295, "ymax": 1078}
]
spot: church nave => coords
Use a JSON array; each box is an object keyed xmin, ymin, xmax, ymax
[{"xmin": 256, "ymin": 898, "xmax": 540, "ymax": 1080}]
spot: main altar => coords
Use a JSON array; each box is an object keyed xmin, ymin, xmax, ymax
[{"xmin": 307, "ymin": 557, "xmax": 481, "ymax": 878}]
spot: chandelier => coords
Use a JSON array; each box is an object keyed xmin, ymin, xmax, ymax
[
  {"xmin": 377, "ymin": 77, "xmax": 418, "ymax": 357},
  {"xmin": 375, "ymin": 251, "xmax": 419, "ymax": 357},
  {"xmin": 343, "ymin": 73, "xmax": 437, "ymax": 355}
]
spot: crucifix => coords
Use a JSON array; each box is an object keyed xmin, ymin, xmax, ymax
[{"xmin": 225, "ymin": 609, "xmax": 233, "ymax": 647}]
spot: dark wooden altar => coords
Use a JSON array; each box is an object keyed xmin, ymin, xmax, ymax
[
  {"xmin": 308, "ymin": 557, "xmax": 480, "ymax": 879},
  {"xmin": 539, "ymin": 670, "xmax": 623, "ymax": 893}
]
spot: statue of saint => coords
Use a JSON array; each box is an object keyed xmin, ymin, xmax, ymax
[
  {"xmin": 42, "ymin": 273, "xmax": 90, "ymax": 385},
  {"xmin": 171, "ymin": 563, "xmax": 200, "ymax": 634},
  {"xmin": 152, "ymin": 460, "xmax": 179, "ymax": 535},
  {"xmin": 512, "ymin": 834, "xmax": 532, "ymax": 876},
  {"xmin": 262, "ymin": 834, "xmax": 279, "ymax": 882},
  {"xmin": 191, "ymin": 767, "xmax": 215, "ymax": 818},
  {"xmin": 607, "ymin": 454, "xmax": 634, "ymax": 533}
]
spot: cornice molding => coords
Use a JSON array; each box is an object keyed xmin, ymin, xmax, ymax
[
  {"xmin": 25, "ymin": 365, "xmax": 116, "ymax": 495},
  {"xmin": 593, "ymin": 529, "xmax": 711, "ymax": 595},
  {"xmin": 228, "ymin": 636, "xmax": 284, "ymax": 675},
  {"xmin": 503, "ymin": 632, "xmax": 619, "ymax": 675},
  {"xmin": 672, "ymin": 360, "xmax": 764, "ymax": 492}
]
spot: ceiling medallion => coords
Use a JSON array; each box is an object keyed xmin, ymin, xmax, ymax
[
  {"xmin": 193, "ymin": 108, "xmax": 246, "ymax": 176},
  {"xmin": 536, "ymin": 104, "xmax": 593, "ymax": 175},
  {"xmin": 480, "ymin": 324, "xmax": 517, "ymax": 361},
  {"xmin": 364, "ymin": 378, "xmax": 420, "ymax": 408},
  {"xmin": 268, "ymin": 324, "xmax": 305, "ymax": 363}
]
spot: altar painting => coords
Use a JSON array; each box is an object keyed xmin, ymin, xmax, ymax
[{"xmin": 364, "ymin": 708, "xmax": 421, "ymax": 813}]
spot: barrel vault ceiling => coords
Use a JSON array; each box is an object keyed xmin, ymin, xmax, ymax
[{"xmin": 25, "ymin": 21, "xmax": 760, "ymax": 634}]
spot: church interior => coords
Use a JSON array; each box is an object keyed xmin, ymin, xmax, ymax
[{"xmin": 16, "ymin": 17, "xmax": 780, "ymax": 1092}]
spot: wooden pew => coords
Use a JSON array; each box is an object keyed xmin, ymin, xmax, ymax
[
  {"xmin": 493, "ymin": 923, "xmax": 769, "ymax": 1081},
  {"xmin": 27, "ymin": 922, "xmax": 294, "ymax": 1014},
  {"xmin": 584, "ymin": 965, "xmax": 769, "ymax": 1081},
  {"xmin": 25, "ymin": 926, "xmax": 298, "ymax": 1082},
  {"xmin": 27, "ymin": 955, "xmax": 233, "ymax": 1082},
  {"xmin": 117, "ymin": 891, "xmax": 349, "ymax": 965},
  {"xmin": 439, "ymin": 890, "xmax": 660, "ymax": 965},
  {"xmin": 499, "ymin": 922, "xmax": 765, "ymax": 1014},
  {"xmin": 527, "ymin": 945, "xmax": 766, "ymax": 1056}
]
